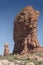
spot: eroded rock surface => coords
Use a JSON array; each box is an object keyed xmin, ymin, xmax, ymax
[{"xmin": 13, "ymin": 6, "xmax": 40, "ymax": 54}]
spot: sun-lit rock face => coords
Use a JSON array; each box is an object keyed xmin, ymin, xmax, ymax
[{"xmin": 13, "ymin": 6, "xmax": 40, "ymax": 54}]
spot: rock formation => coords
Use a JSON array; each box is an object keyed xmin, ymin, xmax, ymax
[
  {"xmin": 13, "ymin": 6, "xmax": 40, "ymax": 54},
  {"xmin": 4, "ymin": 43, "xmax": 9, "ymax": 56}
]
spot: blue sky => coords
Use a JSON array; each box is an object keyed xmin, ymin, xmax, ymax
[{"xmin": 0, "ymin": 0, "xmax": 43, "ymax": 55}]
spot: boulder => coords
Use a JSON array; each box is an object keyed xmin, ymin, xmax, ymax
[
  {"xmin": 0, "ymin": 59, "xmax": 15, "ymax": 65},
  {"xmin": 26, "ymin": 62, "xmax": 35, "ymax": 65}
]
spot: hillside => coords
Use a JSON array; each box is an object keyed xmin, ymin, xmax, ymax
[{"xmin": 0, "ymin": 52, "xmax": 43, "ymax": 65}]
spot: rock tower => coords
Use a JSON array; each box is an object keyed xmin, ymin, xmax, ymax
[
  {"xmin": 4, "ymin": 43, "xmax": 9, "ymax": 56},
  {"xmin": 13, "ymin": 6, "xmax": 40, "ymax": 54}
]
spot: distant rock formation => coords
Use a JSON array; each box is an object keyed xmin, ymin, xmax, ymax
[
  {"xmin": 4, "ymin": 43, "xmax": 9, "ymax": 56},
  {"xmin": 13, "ymin": 6, "xmax": 40, "ymax": 54}
]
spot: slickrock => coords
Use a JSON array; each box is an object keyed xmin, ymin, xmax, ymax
[{"xmin": 0, "ymin": 59, "xmax": 14, "ymax": 65}]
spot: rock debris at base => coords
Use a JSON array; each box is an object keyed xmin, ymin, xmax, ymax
[
  {"xmin": 0, "ymin": 59, "xmax": 14, "ymax": 65},
  {"xmin": 0, "ymin": 59, "xmax": 35, "ymax": 65}
]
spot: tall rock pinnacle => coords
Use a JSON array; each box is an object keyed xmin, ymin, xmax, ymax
[{"xmin": 13, "ymin": 6, "xmax": 40, "ymax": 54}]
